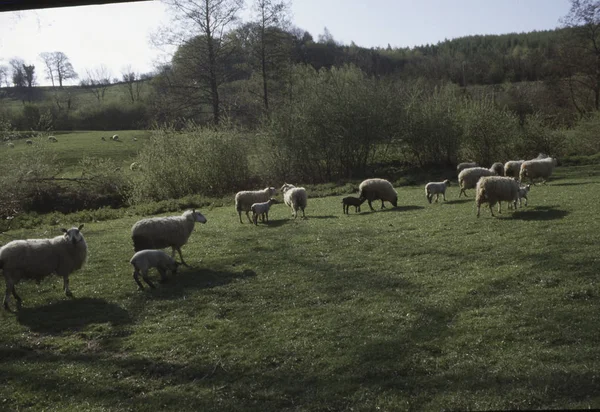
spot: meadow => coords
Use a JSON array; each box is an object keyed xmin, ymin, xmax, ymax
[{"xmin": 0, "ymin": 136, "xmax": 598, "ymax": 410}]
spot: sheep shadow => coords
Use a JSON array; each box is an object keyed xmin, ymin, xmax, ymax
[
  {"xmin": 148, "ymin": 267, "xmax": 257, "ymax": 300},
  {"xmin": 16, "ymin": 297, "xmax": 132, "ymax": 334},
  {"xmin": 548, "ymin": 182, "xmax": 595, "ymax": 187},
  {"xmin": 445, "ymin": 199, "xmax": 471, "ymax": 205},
  {"xmin": 511, "ymin": 205, "xmax": 568, "ymax": 221},
  {"xmin": 382, "ymin": 205, "xmax": 425, "ymax": 212}
]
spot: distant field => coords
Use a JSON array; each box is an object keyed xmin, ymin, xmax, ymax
[
  {"xmin": 1, "ymin": 130, "xmax": 151, "ymax": 175},
  {"xmin": 0, "ymin": 165, "xmax": 598, "ymax": 410}
]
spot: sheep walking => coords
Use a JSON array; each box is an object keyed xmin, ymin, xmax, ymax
[
  {"xmin": 425, "ymin": 180, "xmax": 450, "ymax": 203},
  {"xmin": 235, "ymin": 187, "xmax": 277, "ymax": 223},
  {"xmin": 358, "ymin": 178, "xmax": 398, "ymax": 211},
  {"xmin": 458, "ymin": 167, "xmax": 497, "ymax": 197},
  {"xmin": 457, "ymin": 162, "xmax": 478, "ymax": 174},
  {"xmin": 281, "ymin": 183, "xmax": 308, "ymax": 218},
  {"xmin": 490, "ymin": 162, "xmax": 505, "ymax": 176},
  {"xmin": 130, "ymin": 250, "xmax": 179, "ymax": 290},
  {"xmin": 251, "ymin": 198, "xmax": 278, "ymax": 225},
  {"xmin": 342, "ymin": 196, "xmax": 364, "ymax": 214},
  {"xmin": 509, "ymin": 184, "xmax": 531, "ymax": 209},
  {"xmin": 519, "ymin": 156, "xmax": 557, "ymax": 185},
  {"xmin": 476, "ymin": 176, "xmax": 519, "ymax": 217},
  {"xmin": 131, "ymin": 210, "xmax": 207, "ymax": 267},
  {"xmin": 0, "ymin": 225, "xmax": 87, "ymax": 310},
  {"xmin": 504, "ymin": 160, "xmax": 524, "ymax": 179}
]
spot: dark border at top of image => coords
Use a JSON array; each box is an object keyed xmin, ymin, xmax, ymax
[{"xmin": 0, "ymin": 0, "xmax": 148, "ymax": 13}]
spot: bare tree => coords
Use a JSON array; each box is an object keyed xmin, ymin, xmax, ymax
[
  {"xmin": 0, "ymin": 65, "xmax": 8, "ymax": 88},
  {"xmin": 157, "ymin": 0, "xmax": 244, "ymax": 124},
  {"xmin": 560, "ymin": 0, "xmax": 600, "ymax": 112},
  {"xmin": 39, "ymin": 51, "xmax": 77, "ymax": 87},
  {"xmin": 121, "ymin": 66, "xmax": 139, "ymax": 103},
  {"xmin": 80, "ymin": 65, "xmax": 112, "ymax": 102}
]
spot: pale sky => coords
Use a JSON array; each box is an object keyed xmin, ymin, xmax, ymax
[{"xmin": 0, "ymin": 0, "xmax": 571, "ymax": 86}]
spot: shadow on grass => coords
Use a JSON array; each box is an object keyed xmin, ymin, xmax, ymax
[
  {"xmin": 549, "ymin": 182, "xmax": 596, "ymax": 187},
  {"xmin": 16, "ymin": 297, "xmax": 132, "ymax": 334},
  {"xmin": 512, "ymin": 205, "xmax": 568, "ymax": 221},
  {"xmin": 445, "ymin": 199, "xmax": 471, "ymax": 205}
]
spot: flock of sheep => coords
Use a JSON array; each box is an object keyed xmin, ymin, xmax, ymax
[{"xmin": 0, "ymin": 153, "xmax": 557, "ymax": 311}]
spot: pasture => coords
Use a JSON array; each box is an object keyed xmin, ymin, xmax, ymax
[{"xmin": 0, "ymin": 163, "xmax": 598, "ymax": 410}]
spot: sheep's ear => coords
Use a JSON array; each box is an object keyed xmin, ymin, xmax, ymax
[
  {"xmin": 61, "ymin": 228, "xmax": 67, "ymax": 233},
  {"xmin": 78, "ymin": 224, "xmax": 84, "ymax": 231}
]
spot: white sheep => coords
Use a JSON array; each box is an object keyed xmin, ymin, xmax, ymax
[
  {"xmin": 504, "ymin": 160, "xmax": 524, "ymax": 179},
  {"xmin": 425, "ymin": 179, "xmax": 451, "ymax": 203},
  {"xmin": 519, "ymin": 156, "xmax": 557, "ymax": 184},
  {"xmin": 133, "ymin": 137, "xmax": 138, "ymax": 142},
  {"xmin": 130, "ymin": 249, "xmax": 179, "ymax": 290},
  {"xmin": 458, "ymin": 167, "xmax": 497, "ymax": 197},
  {"xmin": 48, "ymin": 136, "xmax": 58, "ymax": 142},
  {"xmin": 251, "ymin": 198, "xmax": 278, "ymax": 225},
  {"xmin": 112, "ymin": 134, "xmax": 119, "ymax": 141},
  {"xmin": 130, "ymin": 162, "xmax": 140, "ymax": 171},
  {"xmin": 457, "ymin": 162, "xmax": 478, "ymax": 174},
  {"xmin": 0, "ymin": 225, "xmax": 87, "ymax": 310},
  {"xmin": 131, "ymin": 209, "xmax": 207, "ymax": 267},
  {"xmin": 6, "ymin": 142, "xmax": 14, "ymax": 148},
  {"xmin": 490, "ymin": 162, "xmax": 505, "ymax": 176},
  {"xmin": 281, "ymin": 183, "xmax": 308, "ymax": 218},
  {"xmin": 358, "ymin": 178, "xmax": 398, "ymax": 211},
  {"xmin": 509, "ymin": 184, "xmax": 531, "ymax": 209},
  {"xmin": 475, "ymin": 176, "xmax": 519, "ymax": 217},
  {"xmin": 25, "ymin": 140, "xmax": 33, "ymax": 145},
  {"xmin": 235, "ymin": 187, "xmax": 277, "ymax": 223}
]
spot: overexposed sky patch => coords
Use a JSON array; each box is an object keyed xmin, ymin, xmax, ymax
[{"xmin": 0, "ymin": 0, "xmax": 571, "ymax": 86}]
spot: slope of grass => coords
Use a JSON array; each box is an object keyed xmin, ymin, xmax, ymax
[{"xmin": 0, "ymin": 165, "xmax": 598, "ymax": 410}]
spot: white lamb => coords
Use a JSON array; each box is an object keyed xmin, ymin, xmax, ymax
[
  {"xmin": 281, "ymin": 183, "xmax": 307, "ymax": 218},
  {"xmin": 519, "ymin": 156, "xmax": 557, "ymax": 185},
  {"xmin": 509, "ymin": 184, "xmax": 531, "ymax": 209},
  {"xmin": 235, "ymin": 187, "xmax": 277, "ymax": 223},
  {"xmin": 251, "ymin": 198, "xmax": 278, "ymax": 225},
  {"xmin": 130, "ymin": 249, "xmax": 179, "ymax": 290},
  {"xmin": 0, "ymin": 225, "xmax": 87, "ymax": 310},
  {"xmin": 131, "ymin": 209, "xmax": 207, "ymax": 267},
  {"xmin": 475, "ymin": 176, "xmax": 519, "ymax": 217},
  {"xmin": 458, "ymin": 166, "xmax": 497, "ymax": 197},
  {"xmin": 425, "ymin": 179, "xmax": 450, "ymax": 203}
]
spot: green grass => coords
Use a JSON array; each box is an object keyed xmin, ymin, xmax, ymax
[{"xmin": 0, "ymin": 165, "xmax": 599, "ymax": 410}]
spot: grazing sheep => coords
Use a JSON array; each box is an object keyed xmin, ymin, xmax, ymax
[
  {"xmin": 6, "ymin": 142, "xmax": 14, "ymax": 148},
  {"xmin": 131, "ymin": 210, "xmax": 207, "ymax": 267},
  {"xmin": 0, "ymin": 225, "xmax": 87, "ymax": 310},
  {"xmin": 133, "ymin": 137, "xmax": 138, "ymax": 142},
  {"xmin": 519, "ymin": 156, "xmax": 558, "ymax": 185},
  {"xmin": 235, "ymin": 187, "xmax": 277, "ymax": 223},
  {"xmin": 101, "ymin": 136, "xmax": 106, "ymax": 141},
  {"xmin": 25, "ymin": 140, "xmax": 33, "ymax": 145},
  {"xmin": 509, "ymin": 184, "xmax": 531, "ymax": 209},
  {"xmin": 130, "ymin": 162, "xmax": 140, "ymax": 171},
  {"xmin": 458, "ymin": 167, "xmax": 497, "ymax": 197},
  {"xmin": 130, "ymin": 249, "xmax": 179, "ymax": 290},
  {"xmin": 48, "ymin": 136, "xmax": 58, "ymax": 142},
  {"xmin": 457, "ymin": 162, "xmax": 478, "ymax": 174},
  {"xmin": 281, "ymin": 183, "xmax": 308, "ymax": 218},
  {"xmin": 342, "ymin": 196, "xmax": 364, "ymax": 214},
  {"xmin": 475, "ymin": 176, "xmax": 519, "ymax": 217},
  {"xmin": 504, "ymin": 160, "xmax": 524, "ymax": 179},
  {"xmin": 358, "ymin": 178, "xmax": 398, "ymax": 211},
  {"xmin": 112, "ymin": 134, "xmax": 119, "ymax": 141},
  {"xmin": 490, "ymin": 162, "xmax": 505, "ymax": 176},
  {"xmin": 425, "ymin": 180, "xmax": 451, "ymax": 204},
  {"xmin": 251, "ymin": 198, "xmax": 278, "ymax": 225}
]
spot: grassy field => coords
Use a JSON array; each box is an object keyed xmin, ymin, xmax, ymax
[{"xmin": 0, "ymin": 163, "xmax": 598, "ymax": 410}]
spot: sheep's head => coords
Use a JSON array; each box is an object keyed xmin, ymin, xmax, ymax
[
  {"xmin": 62, "ymin": 224, "xmax": 85, "ymax": 244},
  {"xmin": 443, "ymin": 179, "xmax": 451, "ymax": 186},
  {"xmin": 280, "ymin": 183, "xmax": 294, "ymax": 193},
  {"xmin": 191, "ymin": 209, "xmax": 207, "ymax": 224}
]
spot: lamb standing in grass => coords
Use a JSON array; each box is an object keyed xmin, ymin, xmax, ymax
[
  {"xmin": 281, "ymin": 183, "xmax": 308, "ymax": 218},
  {"xmin": 475, "ymin": 176, "xmax": 519, "ymax": 217},
  {"xmin": 0, "ymin": 225, "xmax": 87, "ymax": 310},
  {"xmin": 251, "ymin": 198, "xmax": 278, "ymax": 225},
  {"xmin": 235, "ymin": 187, "xmax": 277, "ymax": 224},
  {"xmin": 519, "ymin": 156, "xmax": 557, "ymax": 185},
  {"xmin": 131, "ymin": 210, "xmax": 207, "ymax": 267},
  {"xmin": 509, "ymin": 184, "xmax": 531, "ymax": 209},
  {"xmin": 358, "ymin": 178, "xmax": 398, "ymax": 211},
  {"xmin": 504, "ymin": 160, "xmax": 524, "ymax": 179},
  {"xmin": 342, "ymin": 196, "xmax": 364, "ymax": 214},
  {"xmin": 457, "ymin": 162, "xmax": 478, "ymax": 174},
  {"xmin": 458, "ymin": 167, "xmax": 497, "ymax": 197},
  {"xmin": 425, "ymin": 180, "xmax": 451, "ymax": 203},
  {"xmin": 130, "ymin": 249, "xmax": 179, "ymax": 290}
]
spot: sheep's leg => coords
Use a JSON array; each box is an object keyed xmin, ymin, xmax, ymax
[
  {"xmin": 380, "ymin": 200, "xmax": 386, "ymax": 209},
  {"xmin": 141, "ymin": 269, "xmax": 156, "ymax": 289},
  {"xmin": 3, "ymin": 283, "xmax": 12, "ymax": 311},
  {"xmin": 133, "ymin": 270, "xmax": 145, "ymax": 290},
  {"xmin": 524, "ymin": 197, "xmax": 528, "ymax": 206},
  {"xmin": 265, "ymin": 212, "xmax": 269, "ymax": 223},
  {"xmin": 175, "ymin": 247, "xmax": 189, "ymax": 267},
  {"xmin": 252, "ymin": 213, "xmax": 258, "ymax": 225},
  {"xmin": 301, "ymin": 207, "xmax": 305, "ymax": 218},
  {"xmin": 367, "ymin": 199, "xmax": 374, "ymax": 211},
  {"xmin": 158, "ymin": 267, "xmax": 168, "ymax": 284},
  {"xmin": 442, "ymin": 192, "xmax": 447, "ymax": 201},
  {"xmin": 11, "ymin": 285, "xmax": 21, "ymax": 307},
  {"xmin": 245, "ymin": 211, "xmax": 253, "ymax": 224},
  {"xmin": 489, "ymin": 204, "xmax": 495, "ymax": 217},
  {"xmin": 63, "ymin": 276, "xmax": 73, "ymax": 298},
  {"xmin": 238, "ymin": 211, "xmax": 244, "ymax": 224},
  {"xmin": 435, "ymin": 194, "xmax": 439, "ymax": 203},
  {"xmin": 476, "ymin": 204, "xmax": 481, "ymax": 218}
]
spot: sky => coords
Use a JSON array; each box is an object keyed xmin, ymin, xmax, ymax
[{"xmin": 0, "ymin": 0, "xmax": 572, "ymax": 86}]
